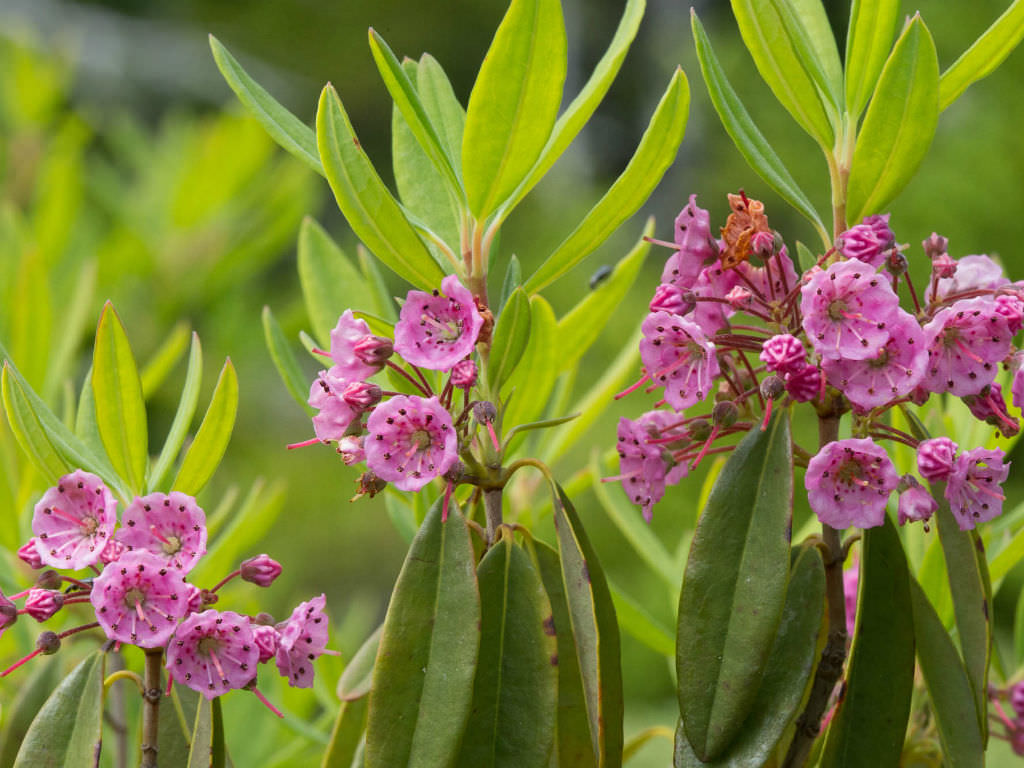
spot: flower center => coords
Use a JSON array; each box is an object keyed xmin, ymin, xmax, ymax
[
  {"xmin": 197, "ymin": 635, "xmax": 222, "ymax": 657},
  {"xmin": 410, "ymin": 428, "xmax": 432, "ymax": 451},
  {"xmin": 867, "ymin": 347, "xmax": 891, "ymax": 370},
  {"xmin": 836, "ymin": 458, "xmax": 865, "ymax": 487},
  {"xmin": 827, "ymin": 298, "xmax": 848, "ymax": 322},
  {"xmin": 124, "ymin": 587, "xmax": 146, "ymax": 608},
  {"xmin": 81, "ymin": 515, "xmax": 99, "ymax": 535},
  {"xmin": 162, "ymin": 535, "xmax": 182, "ymax": 556}
]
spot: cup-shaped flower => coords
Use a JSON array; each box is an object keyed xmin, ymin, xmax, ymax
[
  {"xmin": 328, "ymin": 310, "xmax": 386, "ymax": 381},
  {"xmin": 922, "ymin": 297, "xmax": 1014, "ymax": 396},
  {"xmin": 613, "ymin": 412, "xmax": 688, "ymax": 522},
  {"xmin": 275, "ymin": 594, "xmax": 329, "ymax": 688},
  {"xmin": 240, "ymin": 554, "xmax": 282, "ymax": 587},
  {"xmin": 945, "ymin": 447, "xmax": 1010, "ymax": 530},
  {"xmin": 394, "ymin": 275, "xmax": 484, "ymax": 371},
  {"xmin": 364, "ymin": 395, "xmax": 457, "ymax": 491},
  {"xmin": 91, "ymin": 551, "xmax": 191, "ymax": 648},
  {"xmin": 167, "ymin": 610, "xmax": 259, "ymax": 699},
  {"xmin": 32, "ymin": 470, "xmax": 117, "ymax": 570},
  {"xmin": 115, "ymin": 492, "xmax": 208, "ymax": 573},
  {"xmin": 805, "ymin": 438, "xmax": 898, "ymax": 529},
  {"xmin": 639, "ymin": 311, "xmax": 719, "ymax": 412},
  {"xmin": 24, "ymin": 589, "xmax": 63, "ymax": 622}
]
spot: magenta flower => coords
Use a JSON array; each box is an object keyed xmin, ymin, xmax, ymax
[
  {"xmin": 308, "ymin": 370, "xmax": 361, "ymax": 444},
  {"xmin": 784, "ymin": 363, "xmax": 822, "ymax": 403},
  {"xmin": 805, "ymin": 438, "xmax": 898, "ymax": 529},
  {"xmin": 897, "ymin": 478, "xmax": 938, "ymax": 526},
  {"xmin": 612, "ymin": 412, "xmax": 687, "ymax": 522},
  {"xmin": 1014, "ymin": 366, "xmax": 1024, "ymax": 413},
  {"xmin": 17, "ymin": 540, "xmax": 43, "ymax": 570},
  {"xmin": 167, "ymin": 610, "xmax": 259, "ymax": 699},
  {"xmin": 253, "ymin": 624, "xmax": 279, "ymax": 663},
  {"xmin": 760, "ymin": 334, "xmax": 807, "ymax": 377},
  {"xmin": 963, "ymin": 382, "xmax": 1019, "ymax": 437},
  {"xmin": 394, "ymin": 275, "xmax": 484, "ymax": 371},
  {"xmin": 837, "ymin": 214, "xmax": 894, "ymax": 269},
  {"xmin": 24, "ymin": 589, "xmax": 63, "ymax": 622},
  {"xmin": 450, "ymin": 359, "xmax": 478, "ymax": 389},
  {"xmin": 688, "ymin": 259, "xmax": 742, "ymax": 335},
  {"xmin": 275, "ymin": 594, "xmax": 330, "ymax": 688},
  {"xmin": 639, "ymin": 311, "xmax": 719, "ymax": 412},
  {"xmin": 662, "ymin": 194, "xmax": 718, "ymax": 291},
  {"xmin": 32, "ymin": 470, "xmax": 117, "ymax": 570},
  {"xmin": 364, "ymin": 395, "xmax": 457, "ymax": 491},
  {"xmin": 801, "ymin": 258, "xmax": 900, "ymax": 361},
  {"xmin": 922, "ymin": 297, "xmax": 1014, "ymax": 396},
  {"xmin": 945, "ymin": 447, "xmax": 1009, "ymax": 530},
  {"xmin": 240, "ymin": 554, "xmax": 282, "ymax": 587},
  {"xmin": 115, "ymin": 492, "xmax": 208, "ymax": 573},
  {"xmin": 328, "ymin": 310, "xmax": 386, "ymax": 382},
  {"xmin": 823, "ymin": 310, "xmax": 925, "ymax": 410},
  {"xmin": 925, "ymin": 254, "xmax": 1009, "ymax": 304},
  {"xmin": 739, "ymin": 246, "xmax": 799, "ymax": 302},
  {"xmin": 91, "ymin": 551, "xmax": 191, "ymax": 648},
  {"xmin": 917, "ymin": 437, "xmax": 959, "ymax": 482},
  {"xmin": 649, "ymin": 283, "xmax": 691, "ymax": 316}
]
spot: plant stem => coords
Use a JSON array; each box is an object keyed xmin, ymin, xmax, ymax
[
  {"xmin": 140, "ymin": 648, "xmax": 163, "ymax": 768},
  {"xmin": 483, "ymin": 488, "xmax": 503, "ymax": 544}
]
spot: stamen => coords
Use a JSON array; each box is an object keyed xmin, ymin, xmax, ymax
[
  {"xmin": 252, "ymin": 687, "xmax": 284, "ymax": 718},
  {"xmin": 615, "ymin": 373, "xmax": 651, "ymax": 400},
  {"xmin": 287, "ymin": 438, "xmax": 323, "ymax": 450}
]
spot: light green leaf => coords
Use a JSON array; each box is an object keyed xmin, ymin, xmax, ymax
[
  {"xmin": 499, "ymin": 255, "xmax": 522, "ymax": 313},
  {"xmin": 846, "ymin": 15, "xmax": 939, "ymax": 224},
  {"xmin": 338, "ymin": 625, "xmax": 383, "ymax": 702},
  {"xmin": 501, "ymin": 296, "xmax": 557, "ymax": 435},
  {"xmin": 158, "ymin": 684, "xmax": 200, "ymax": 768},
  {"xmin": 357, "ymin": 245, "xmax": 398, "ymax": 323},
  {"xmin": 845, "ymin": 0, "xmax": 901, "ymax": 118},
  {"xmin": 262, "ymin": 307, "xmax": 316, "ymax": 416},
  {"xmin": 187, "ymin": 698, "xmax": 214, "ymax": 768},
  {"xmin": 462, "ymin": 0, "xmax": 567, "ymax": 218},
  {"xmin": 209, "ymin": 35, "xmax": 324, "ymax": 176},
  {"xmin": 172, "ymin": 359, "xmax": 238, "ymax": 496},
  {"xmin": 609, "ymin": 583, "xmax": 675, "ymax": 658},
  {"xmin": 149, "ymin": 332, "xmax": 203, "ymax": 493},
  {"xmin": 140, "ymin": 322, "xmax": 191, "ymax": 400},
  {"xmin": 298, "ymin": 217, "xmax": 369, "ymax": 344},
  {"xmin": 2, "ymin": 363, "xmax": 70, "ymax": 483},
  {"xmin": 416, "ymin": 54, "xmax": 466, "ymax": 173},
  {"xmin": 323, "ymin": 699, "xmax": 369, "ymax": 768},
  {"xmin": 92, "ymin": 301, "xmax": 148, "ymax": 493},
  {"xmin": 316, "ymin": 84, "xmax": 445, "ymax": 290},
  {"xmin": 940, "ymin": 0, "xmax": 1024, "ymax": 110},
  {"xmin": 487, "ymin": 287, "xmax": 531, "ymax": 390}
]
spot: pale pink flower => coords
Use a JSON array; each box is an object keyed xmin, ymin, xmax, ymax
[
  {"xmin": 116, "ymin": 492, "xmax": 208, "ymax": 573},
  {"xmin": 167, "ymin": 610, "xmax": 259, "ymax": 699},
  {"xmin": 328, "ymin": 310, "xmax": 386, "ymax": 382},
  {"xmin": 394, "ymin": 275, "xmax": 484, "ymax": 371},
  {"xmin": 364, "ymin": 395, "xmax": 457, "ymax": 491},
  {"xmin": 639, "ymin": 311, "xmax": 719, "ymax": 412},
  {"xmin": 662, "ymin": 194, "xmax": 718, "ymax": 291},
  {"xmin": 32, "ymin": 470, "xmax": 117, "ymax": 570},
  {"xmin": 308, "ymin": 370, "xmax": 361, "ymax": 444},
  {"xmin": 897, "ymin": 478, "xmax": 938, "ymax": 526},
  {"xmin": 612, "ymin": 412, "xmax": 687, "ymax": 522},
  {"xmin": 805, "ymin": 438, "xmax": 898, "ymax": 529},
  {"xmin": 945, "ymin": 447, "xmax": 1009, "ymax": 530},
  {"xmin": 922, "ymin": 297, "xmax": 1014, "ymax": 396},
  {"xmin": 275, "ymin": 594, "xmax": 330, "ymax": 688},
  {"xmin": 925, "ymin": 254, "xmax": 1009, "ymax": 304}
]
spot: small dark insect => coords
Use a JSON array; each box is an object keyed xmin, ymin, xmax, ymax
[{"xmin": 589, "ymin": 265, "xmax": 612, "ymax": 290}]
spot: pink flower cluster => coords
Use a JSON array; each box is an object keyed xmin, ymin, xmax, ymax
[
  {"xmin": 3, "ymin": 470, "xmax": 330, "ymax": 707},
  {"xmin": 613, "ymin": 192, "xmax": 1018, "ymax": 530}
]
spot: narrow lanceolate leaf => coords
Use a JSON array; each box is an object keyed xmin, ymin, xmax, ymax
[
  {"xmin": 158, "ymin": 685, "xmax": 200, "ymax": 768},
  {"xmin": 455, "ymin": 534, "xmax": 557, "ymax": 768},
  {"xmin": 208, "ymin": 35, "xmax": 324, "ymax": 176},
  {"xmin": 787, "ymin": 0, "xmax": 844, "ymax": 98},
  {"xmin": 172, "ymin": 359, "xmax": 238, "ymax": 496},
  {"xmin": 324, "ymin": 698, "xmax": 369, "ymax": 768},
  {"xmin": 487, "ymin": 287, "xmax": 531, "ymax": 390},
  {"xmin": 523, "ymin": 64, "xmax": 687, "ymax": 294},
  {"xmin": 691, "ymin": 11, "xmax": 827, "ymax": 242},
  {"xmin": 550, "ymin": 220, "xmax": 652, "ymax": 370},
  {"xmin": 499, "ymin": 255, "xmax": 522, "ymax": 313},
  {"xmin": 909, "ymin": 578, "xmax": 984, "ymax": 768},
  {"xmin": 416, "ymin": 54, "xmax": 466, "ymax": 173},
  {"xmin": 187, "ymin": 698, "xmax": 214, "ymax": 768},
  {"xmin": 92, "ymin": 301, "xmax": 148, "ymax": 493},
  {"xmin": 262, "ymin": 306, "xmax": 316, "ymax": 417},
  {"xmin": 316, "ymin": 85, "xmax": 445, "ymax": 290},
  {"xmin": 844, "ymin": 0, "xmax": 901, "ymax": 119},
  {"xmin": 820, "ymin": 518, "xmax": 914, "ymax": 767},
  {"xmin": 298, "ymin": 217, "xmax": 370, "ymax": 344},
  {"xmin": 0, "ymin": 657, "xmax": 61, "ymax": 767},
  {"xmin": 730, "ymin": 0, "xmax": 836, "ymax": 148},
  {"xmin": 2, "ymin": 363, "xmax": 70, "ymax": 483},
  {"xmin": 846, "ymin": 16, "xmax": 939, "ymax": 224},
  {"xmin": 501, "ymin": 296, "xmax": 558, "ymax": 434},
  {"xmin": 677, "ymin": 412, "xmax": 793, "ymax": 761},
  {"xmin": 553, "ymin": 486, "xmax": 624, "ymax": 767},
  {"xmin": 365, "ymin": 500, "xmax": 479, "ymax": 768},
  {"xmin": 13, "ymin": 651, "xmax": 105, "ymax": 768},
  {"xmin": 462, "ymin": 0, "xmax": 567, "ymax": 218},
  {"xmin": 337, "ymin": 625, "xmax": 383, "ymax": 702},
  {"xmin": 940, "ymin": 0, "xmax": 1024, "ymax": 110},
  {"xmin": 675, "ymin": 547, "xmax": 826, "ymax": 768},
  {"xmin": 149, "ymin": 332, "xmax": 202, "ymax": 493}
]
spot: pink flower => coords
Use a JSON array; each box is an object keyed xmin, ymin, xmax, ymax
[
  {"xmin": 308, "ymin": 370, "xmax": 362, "ymax": 444},
  {"xmin": 328, "ymin": 310, "xmax": 386, "ymax": 381},
  {"xmin": 740, "ymin": 245, "xmax": 798, "ymax": 301},
  {"xmin": 275, "ymin": 594, "xmax": 330, "ymax": 688},
  {"xmin": 91, "ymin": 551, "xmax": 191, "ymax": 648},
  {"xmin": 17, "ymin": 540, "xmax": 43, "ymax": 569},
  {"xmin": 922, "ymin": 297, "xmax": 1014, "ymax": 396},
  {"xmin": 32, "ymin": 470, "xmax": 117, "ymax": 570},
  {"xmin": 925, "ymin": 254, "xmax": 1009, "ymax": 304},
  {"xmin": 337, "ymin": 436, "xmax": 365, "ymax": 466},
  {"xmin": 801, "ymin": 258, "xmax": 900, "ymax": 361},
  {"xmin": 115, "ymin": 492, "xmax": 208, "ymax": 573},
  {"xmin": 760, "ymin": 334, "xmax": 807, "ymax": 377},
  {"xmin": 805, "ymin": 438, "xmax": 898, "ymax": 529},
  {"xmin": 612, "ymin": 412, "xmax": 687, "ymax": 522},
  {"xmin": 24, "ymin": 589, "xmax": 63, "ymax": 622},
  {"xmin": 688, "ymin": 259, "xmax": 742, "ymax": 335},
  {"xmin": 240, "ymin": 554, "xmax": 282, "ymax": 587},
  {"xmin": 253, "ymin": 624, "xmax": 279, "ymax": 663},
  {"xmin": 822, "ymin": 310, "xmax": 925, "ymax": 410},
  {"xmin": 99, "ymin": 539, "xmax": 126, "ymax": 565},
  {"xmin": 897, "ymin": 478, "xmax": 938, "ymax": 526},
  {"xmin": 451, "ymin": 359, "xmax": 478, "ymax": 389},
  {"xmin": 784, "ymin": 363, "xmax": 822, "ymax": 403},
  {"xmin": 167, "ymin": 610, "xmax": 259, "ymax": 699},
  {"xmin": 393, "ymin": 275, "xmax": 484, "ymax": 371},
  {"xmin": 0, "ymin": 591, "xmax": 16, "ymax": 637},
  {"xmin": 945, "ymin": 447, "xmax": 1009, "ymax": 530},
  {"xmin": 364, "ymin": 395, "xmax": 457, "ymax": 491},
  {"xmin": 662, "ymin": 194, "xmax": 718, "ymax": 291},
  {"xmin": 917, "ymin": 438, "xmax": 959, "ymax": 482},
  {"xmin": 639, "ymin": 311, "xmax": 719, "ymax": 412},
  {"xmin": 649, "ymin": 283, "xmax": 691, "ymax": 316},
  {"xmin": 185, "ymin": 584, "xmax": 204, "ymax": 615},
  {"xmin": 1014, "ymin": 366, "xmax": 1024, "ymax": 413},
  {"xmin": 962, "ymin": 382, "xmax": 1019, "ymax": 437},
  {"xmin": 837, "ymin": 214, "xmax": 894, "ymax": 269}
]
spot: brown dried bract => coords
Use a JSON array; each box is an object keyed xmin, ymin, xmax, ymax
[{"xmin": 720, "ymin": 191, "xmax": 770, "ymax": 269}]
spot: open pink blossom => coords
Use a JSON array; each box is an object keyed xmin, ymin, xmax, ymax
[
  {"xmin": 275, "ymin": 594, "xmax": 330, "ymax": 688},
  {"xmin": 116, "ymin": 492, "xmax": 207, "ymax": 573},
  {"xmin": 394, "ymin": 275, "xmax": 484, "ymax": 371},
  {"xmin": 837, "ymin": 214, "xmax": 894, "ymax": 269},
  {"xmin": 639, "ymin": 311, "xmax": 719, "ymax": 411},
  {"xmin": 945, "ymin": 447, "xmax": 1009, "ymax": 530},
  {"xmin": 612, "ymin": 412, "xmax": 688, "ymax": 522},
  {"xmin": 801, "ymin": 258, "xmax": 900, "ymax": 361},
  {"xmin": 738, "ymin": 245, "xmax": 798, "ymax": 302},
  {"xmin": 687, "ymin": 258, "xmax": 742, "ymax": 335},
  {"xmin": 308, "ymin": 370, "xmax": 361, "ymax": 443},
  {"xmin": 662, "ymin": 194, "xmax": 718, "ymax": 291},
  {"xmin": 925, "ymin": 254, "xmax": 1009, "ymax": 304},
  {"xmin": 167, "ymin": 610, "xmax": 258, "ymax": 699},
  {"xmin": 805, "ymin": 438, "xmax": 898, "ymax": 529},
  {"xmin": 921, "ymin": 297, "xmax": 1014, "ymax": 396},
  {"xmin": 364, "ymin": 395, "xmax": 457, "ymax": 491},
  {"xmin": 328, "ymin": 310, "xmax": 385, "ymax": 382},
  {"xmin": 91, "ymin": 551, "xmax": 191, "ymax": 647},
  {"xmin": 32, "ymin": 470, "xmax": 117, "ymax": 571}
]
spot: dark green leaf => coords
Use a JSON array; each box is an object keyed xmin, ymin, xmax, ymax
[
  {"xmin": 0, "ymin": 657, "xmax": 61, "ymax": 768},
  {"xmin": 323, "ymin": 698, "xmax": 369, "ymax": 768},
  {"xmin": 172, "ymin": 358, "xmax": 238, "ymax": 495},
  {"xmin": 212, "ymin": 697, "xmax": 227, "ymax": 768},
  {"xmin": 338, "ymin": 625, "xmax": 383, "ymax": 701},
  {"xmin": 187, "ymin": 697, "xmax": 213, "ymax": 768},
  {"xmin": 487, "ymin": 287, "xmax": 531, "ymax": 390},
  {"xmin": 677, "ymin": 412, "xmax": 793, "ymax": 760},
  {"xmin": 298, "ymin": 217, "xmax": 370, "ymax": 345},
  {"xmin": 939, "ymin": 0, "xmax": 1024, "ymax": 111},
  {"xmin": 262, "ymin": 306, "xmax": 316, "ymax": 416},
  {"xmin": 149, "ymin": 332, "xmax": 203, "ymax": 492},
  {"xmin": 845, "ymin": 0, "xmax": 901, "ymax": 118},
  {"xmin": 158, "ymin": 684, "xmax": 201, "ymax": 768}
]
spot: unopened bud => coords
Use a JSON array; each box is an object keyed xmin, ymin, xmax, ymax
[
  {"xmin": 922, "ymin": 232, "xmax": 948, "ymax": 260},
  {"xmin": 253, "ymin": 612, "xmax": 276, "ymax": 626},
  {"xmin": 724, "ymin": 285, "xmax": 753, "ymax": 309},
  {"xmin": 473, "ymin": 401, "xmax": 497, "ymax": 424},
  {"xmin": 0, "ymin": 593, "xmax": 17, "ymax": 631},
  {"xmin": 16, "ymin": 540, "xmax": 43, "ymax": 570},
  {"xmin": 649, "ymin": 283, "xmax": 690, "ymax": 316},
  {"xmin": 687, "ymin": 419, "xmax": 712, "ymax": 442},
  {"xmin": 712, "ymin": 401, "xmax": 738, "ymax": 428},
  {"xmin": 185, "ymin": 584, "xmax": 203, "ymax": 614},
  {"xmin": 885, "ymin": 250, "xmax": 908, "ymax": 275},
  {"xmin": 35, "ymin": 570, "xmax": 62, "ymax": 591},
  {"xmin": 36, "ymin": 631, "xmax": 60, "ymax": 655},
  {"xmin": 24, "ymin": 589, "xmax": 63, "ymax": 622},
  {"xmin": 200, "ymin": 589, "xmax": 219, "ymax": 607},
  {"xmin": 931, "ymin": 253, "xmax": 957, "ymax": 279},
  {"xmin": 253, "ymin": 624, "xmax": 279, "ymax": 663},
  {"xmin": 750, "ymin": 230, "xmax": 775, "ymax": 257},
  {"xmin": 352, "ymin": 336, "xmax": 393, "ymax": 366},
  {"xmin": 240, "ymin": 554, "xmax": 283, "ymax": 587},
  {"xmin": 342, "ymin": 381, "xmax": 382, "ymax": 411},
  {"xmin": 761, "ymin": 375, "xmax": 786, "ymax": 400},
  {"xmin": 443, "ymin": 460, "xmax": 465, "ymax": 484},
  {"xmin": 451, "ymin": 360, "xmax": 478, "ymax": 389},
  {"xmin": 351, "ymin": 471, "xmax": 387, "ymax": 501}
]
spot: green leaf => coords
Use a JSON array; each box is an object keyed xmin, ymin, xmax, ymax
[
  {"xmin": 262, "ymin": 306, "xmax": 316, "ymax": 416},
  {"xmin": 172, "ymin": 358, "xmax": 238, "ymax": 495},
  {"xmin": 416, "ymin": 54, "xmax": 466, "ymax": 173},
  {"xmin": 676, "ymin": 412, "xmax": 793, "ymax": 761},
  {"xmin": 675, "ymin": 546, "xmax": 826, "ymax": 767},
  {"xmin": 0, "ymin": 657, "xmax": 61, "ymax": 768},
  {"xmin": 690, "ymin": 11, "xmax": 827, "ymax": 242},
  {"xmin": 298, "ymin": 217, "xmax": 370, "ymax": 345},
  {"xmin": 365, "ymin": 499, "xmax": 480, "ymax": 768},
  {"xmin": 939, "ymin": 0, "xmax": 1024, "ymax": 110},
  {"xmin": 92, "ymin": 301, "xmax": 148, "ymax": 493},
  {"xmin": 2, "ymin": 363, "xmax": 70, "ymax": 483},
  {"xmin": 455, "ymin": 533, "xmax": 557, "ymax": 768},
  {"xmin": 499, "ymin": 255, "xmax": 522, "ymax": 313},
  {"xmin": 209, "ymin": 35, "xmax": 324, "ymax": 176},
  {"xmin": 487, "ymin": 287, "xmax": 531, "ymax": 390},
  {"xmin": 552, "ymin": 485, "xmax": 624, "ymax": 767},
  {"xmin": 844, "ymin": 0, "xmax": 901, "ymax": 119},
  {"xmin": 787, "ymin": 0, "xmax": 844, "ymax": 98},
  {"xmin": 500, "ymin": 296, "xmax": 558, "ymax": 434},
  {"xmin": 846, "ymin": 15, "xmax": 939, "ymax": 224},
  {"xmin": 212, "ymin": 698, "xmax": 227, "ymax": 768},
  {"xmin": 140, "ymin": 321, "xmax": 191, "ymax": 400},
  {"xmin": 149, "ymin": 332, "xmax": 203, "ymax": 493},
  {"xmin": 609, "ymin": 583, "xmax": 675, "ymax": 658},
  {"xmin": 357, "ymin": 245, "xmax": 399, "ymax": 323},
  {"xmin": 13, "ymin": 651, "xmax": 105, "ymax": 768},
  {"xmin": 187, "ymin": 697, "xmax": 214, "ymax": 768},
  {"xmin": 323, "ymin": 698, "xmax": 369, "ymax": 768},
  {"xmin": 820, "ymin": 518, "xmax": 914, "ymax": 767},
  {"xmin": 548, "ymin": 220, "xmax": 651, "ymax": 370},
  {"xmin": 462, "ymin": 0, "xmax": 567, "ymax": 218},
  {"xmin": 316, "ymin": 84, "xmax": 445, "ymax": 290},
  {"xmin": 338, "ymin": 625, "xmax": 383, "ymax": 702},
  {"xmin": 158, "ymin": 684, "xmax": 201, "ymax": 768},
  {"xmin": 992, "ymin": 520, "xmax": 1024, "ymax": 583},
  {"xmin": 729, "ymin": 0, "xmax": 836, "ymax": 148},
  {"xmin": 909, "ymin": 578, "xmax": 985, "ymax": 768}
]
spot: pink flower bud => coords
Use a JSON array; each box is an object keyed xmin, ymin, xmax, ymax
[
  {"xmin": 649, "ymin": 283, "xmax": 691, "ymax": 316},
  {"xmin": 785, "ymin": 364, "xmax": 821, "ymax": 403},
  {"xmin": 253, "ymin": 624, "xmax": 280, "ymax": 663},
  {"xmin": 240, "ymin": 554, "xmax": 282, "ymax": 587},
  {"xmin": 24, "ymin": 589, "xmax": 64, "ymax": 622},
  {"xmin": 1012, "ymin": 682, "xmax": 1024, "ymax": 719},
  {"xmin": 352, "ymin": 335, "xmax": 393, "ymax": 366},
  {"xmin": 337, "ymin": 436, "xmax": 365, "ymax": 466},
  {"xmin": 99, "ymin": 539, "xmax": 125, "ymax": 565},
  {"xmin": 760, "ymin": 334, "xmax": 806, "ymax": 376},
  {"xmin": 837, "ymin": 214, "xmax": 894, "ymax": 268},
  {"xmin": 750, "ymin": 230, "xmax": 775, "ymax": 257},
  {"xmin": 897, "ymin": 478, "xmax": 938, "ymax": 526},
  {"xmin": 922, "ymin": 232, "xmax": 948, "ymax": 260},
  {"xmin": 724, "ymin": 285, "xmax": 753, "ymax": 309},
  {"xmin": 0, "ymin": 591, "xmax": 17, "ymax": 633},
  {"xmin": 35, "ymin": 570, "xmax": 62, "ymax": 591},
  {"xmin": 341, "ymin": 381, "xmax": 382, "ymax": 411},
  {"xmin": 17, "ymin": 540, "xmax": 43, "ymax": 569},
  {"xmin": 451, "ymin": 359, "xmax": 478, "ymax": 389},
  {"xmin": 931, "ymin": 253, "xmax": 957, "ymax": 279},
  {"xmin": 917, "ymin": 437, "xmax": 958, "ymax": 482},
  {"xmin": 185, "ymin": 584, "xmax": 204, "ymax": 615}
]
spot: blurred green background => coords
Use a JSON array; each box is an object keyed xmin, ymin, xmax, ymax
[{"xmin": 1, "ymin": 0, "xmax": 1023, "ymax": 764}]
